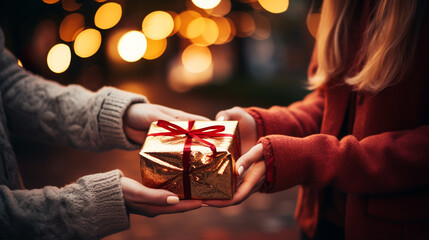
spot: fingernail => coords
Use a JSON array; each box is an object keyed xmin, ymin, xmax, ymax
[
  {"xmin": 201, "ymin": 203, "xmax": 209, "ymax": 207},
  {"xmin": 238, "ymin": 166, "xmax": 244, "ymax": 176},
  {"xmin": 217, "ymin": 116, "xmax": 225, "ymax": 121},
  {"xmin": 167, "ymin": 196, "xmax": 180, "ymax": 205}
]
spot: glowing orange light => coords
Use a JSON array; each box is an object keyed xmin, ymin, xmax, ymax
[
  {"xmin": 187, "ymin": 17, "xmax": 206, "ymax": 39},
  {"xmin": 60, "ymin": 13, "xmax": 84, "ymax": 42},
  {"xmin": 182, "ymin": 44, "xmax": 212, "ymax": 73},
  {"xmin": 230, "ymin": 12, "xmax": 255, "ymax": 38},
  {"xmin": 258, "ymin": 0, "xmax": 289, "ymax": 14},
  {"xmin": 117, "ymin": 31, "xmax": 147, "ymax": 62},
  {"xmin": 213, "ymin": 17, "xmax": 234, "ymax": 44},
  {"xmin": 62, "ymin": 0, "xmax": 82, "ymax": 11},
  {"xmin": 43, "ymin": 0, "xmax": 59, "ymax": 4},
  {"xmin": 177, "ymin": 10, "xmax": 202, "ymax": 39},
  {"xmin": 74, "ymin": 28, "xmax": 102, "ymax": 58},
  {"xmin": 168, "ymin": 58, "xmax": 213, "ymax": 92},
  {"xmin": 192, "ymin": 0, "xmax": 221, "ymax": 9},
  {"xmin": 307, "ymin": 13, "xmax": 321, "ymax": 38},
  {"xmin": 189, "ymin": 18, "xmax": 219, "ymax": 46},
  {"xmin": 94, "ymin": 2, "xmax": 122, "ymax": 30},
  {"xmin": 251, "ymin": 13, "xmax": 271, "ymax": 40},
  {"xmin": 142, "ymin": 11, "xmax": 174, "ymax": 40},
  {"xmin": 17, "ymin": 59, "xmax": 23, "ymax": 67},
  {"xmin": 167, "ymin": 11, "xmax": 181, "ymax": 37},
  {"xmin": 47, "ymin": 43, "xmax": 71, "ymax": 73},
  {"xmin": 143, "ymin": 38, "xmax": 167, "ymax": 60},
  {"xmin": 204, "ymin": 0, "xmax": 231, "ymax": 17}
]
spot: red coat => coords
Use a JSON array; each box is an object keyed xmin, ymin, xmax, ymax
[{"xmin": 246, "ymin": 2, "xmax": 429, "ymax": 240}]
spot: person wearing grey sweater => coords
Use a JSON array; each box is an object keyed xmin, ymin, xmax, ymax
[{"xmin": 0, "ymin": 28, "xmax": 204, "ymax": 239}]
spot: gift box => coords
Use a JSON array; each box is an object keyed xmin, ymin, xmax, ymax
[{"xmin": 139, "ymin": 120, "xmax": 241, "ymax": 200}]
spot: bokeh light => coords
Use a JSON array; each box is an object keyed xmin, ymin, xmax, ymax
[
  {"xmin": 168, "ymin": 11, "xmax": 181, "ymax": 37},
  {"xmin": 177, "ymin": 10, "xmax": 202, "ymax": 39},
  {"xmin": 143, "ymin": 38, "xmax": 167, "ymax": 60},
  {"xmin": 43, "ymin": 0, "xmax": 59, "ymax": 4},
  {"xmin": 117, "ymin": 31, "xmax": 147, "ymax": 62},
  {"xmin": 60, "ymin": 13, "xmax": 84, "ymax": 42},
  {"xmin": 204, "ymin": 0, "xmax": 231, "ymax": 17},
  {"xmin": 189, "ymin": 18, "xmax": 219, "ymax": 46},
  {"xmin": 181, "ymin": 44, "xmax": 212, "ymax": 73},
  {"xmin": 142, "ymin": 11, "xmax": 174, "ymax": 40},
  {"xmin": 168, "ymin": 57, "xmax": 213, "ymax": 92},
  {"xmin": 213, "ymin": 17, "xmax": 235, "ymax": 44},
  {"xmin": 187, "ymin": 17, "xmax": 205, "ymax": 39},
  {"xmin": 191, "ymin": 0, "xmax": 221, "ymax": 10},
  {"xmin": 258, "ymin": 0, "xmax": 289, "ymax": 14},
  {"xmin": 62, "ymin": 0, "xmax": 82, "ymax": 11},
  {"xmin": 306, "ymin": 13, "xmax": 321, "ymax": 38},
  {"xmin": 74, "ymin": 28, "xmax": 102, "ymax": 58},
  {"xmin": 251, "ymin": 13, "xmax": 271, "ymax": 40},
  {"xmin": 230, "ymin": 11, "xmax": 256, "ymax": 38},
  {"xmin": 94, "ymin": 2, "xmax": 122, "ymax": 30},
  {"xmin": 17, "ymin": 59, "xmax": 23, "ymax": 67},
  {"xmin": 47, "ymin": 43, "xmax": 71, "ymax": 73}
]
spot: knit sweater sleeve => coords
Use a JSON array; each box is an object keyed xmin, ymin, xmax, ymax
[
  {"xmin": 259, "ymin": 125, "xmax": 429, "ymax": 194},
  {"xmin": 246, "ymin": 89, "xmax": 325, "ymax": 139},
  {"xmin": 0, "ymin": 170, "xmax": 129, "ymax": 239},
  {"xmin": 0, "ymin": 34, "xmax": 147, "ymax": 151}
]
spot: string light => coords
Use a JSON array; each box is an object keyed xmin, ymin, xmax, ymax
[
  {"xmin": 191, "ymin": 0, "xmax": 221, "ymax": 10},
  {"xmin": 181, "ymin": 44, "xmax": 212, "ymax": 73},
  {"xmin": 258, "ymin": 0, "xmax": 289, "ymax": 14},
  {"xmin": 94, "ymin": 2, "xmax": 122, "ymax": 30},
  {"xmin": 74, "ymin": 28, "xmax": 102, "ymax": 58},
  {"xmin": 142, "ymin": 11, "xmax": 174, "ymax": 40},
  {"xmin": 47, "ymin": 43, "xmax": 71, "ymax": 73},
  {"xmin": 117, "ymin": 31, "xmax": 147, "ymax": 62}
]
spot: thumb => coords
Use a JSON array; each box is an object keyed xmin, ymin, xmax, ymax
[
  {"xmin": 236, "ymin": 143, "xmax": 264, "ymax": 176},
  {"xmin": 216, "ymin": 107, "xmax": 246, "ymax": 121}
]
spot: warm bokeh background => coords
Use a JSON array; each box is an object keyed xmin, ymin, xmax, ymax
[{"xmin": 1, "ymin": 0, "xmax": 317, "ymax": 239}]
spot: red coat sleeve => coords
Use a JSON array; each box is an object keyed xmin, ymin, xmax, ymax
[
  {"xmin": 260, "ymin": 125, "xmax": 429, "ymax": 194},
  {"xmin": 246, "ymin": 89, "xmax": 325, "ymax": 139}
]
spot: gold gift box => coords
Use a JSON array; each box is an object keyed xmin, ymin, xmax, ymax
[{"xmin": 139, "ymin": 121, "xmax": 241, "ymax": 200}]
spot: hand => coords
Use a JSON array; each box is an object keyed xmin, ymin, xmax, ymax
[
  {"xmin": 216, "ymin": 107, "xmax": 257, "ymax": 154},
  {"xmin": 121, "ymin": 177, "xmax": 203, "ymax": 217},
  {"xmin": 204, "ymin": 144, "xmax": 265, "ymax": 207},
  {"xmin": 124, "ymin": 103, "xmax": 209, "ymax": 144}
]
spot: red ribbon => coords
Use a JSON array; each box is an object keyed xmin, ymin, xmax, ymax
[{"xmin": 147, "ymin": 120, "xmax": 240, "ymax": 199}]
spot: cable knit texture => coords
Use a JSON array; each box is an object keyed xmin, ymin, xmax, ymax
[{"xmin": 0, "ymin": 28, "xmax": 146, "ymax": 239}]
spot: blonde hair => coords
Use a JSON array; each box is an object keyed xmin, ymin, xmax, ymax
[{"xmin": 309, "ymin": 0, "xmax": 423, "ymax": 93}]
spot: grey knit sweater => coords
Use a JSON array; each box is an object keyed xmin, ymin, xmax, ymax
[{"xmin": 0, "ymin": 28, "xmax": 148, "ymax": 239}]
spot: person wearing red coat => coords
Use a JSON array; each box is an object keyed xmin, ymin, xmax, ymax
[{"xmin": 206, "ymin": 0, "xmax": 429, "ymax": 239}]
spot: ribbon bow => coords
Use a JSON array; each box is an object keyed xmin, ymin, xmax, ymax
[{"xmin": 147, "ymin": 120, "xmax": 240, "ymax": 199}]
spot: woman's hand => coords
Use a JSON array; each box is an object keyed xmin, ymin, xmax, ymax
[
  {"xmin": 120, "ymin": 177, "xmax": 203, "ymax": 217},
  {"xmin": 204, "ymin": 143, "xmax": 266, "ymax": 207},
  {"xmin": 123, "ymin": 103, "xmax": 209, "ymax": 144},
  {"xmin": 216, "ymin": 107, "xmax": 258, "ymax": 154}
]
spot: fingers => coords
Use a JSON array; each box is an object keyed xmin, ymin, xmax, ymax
[
  {"xmin": 204, "ymin": 161, "xmax": 266, "ymax": 207},
  {"xmin": 123, "ymin": 126, "xmax": 147, "ymax": 144},
  {"xmin": 235, "ymin": 143, "xmax": 263, "ymax": 176},
  {"xmin": 121, "ymin": 177, "xmax": 179, "ymax": 206},
  {"xmin": 216, "ymin": 107, "xmax": 246, "ymax": 121},
  {"xmin": 157, "ymin": 105, "xmax": 209, "ymax": 121},
  {"xmin": 128, "ymin": 200, "xmax": 203, "ymax": 217}
]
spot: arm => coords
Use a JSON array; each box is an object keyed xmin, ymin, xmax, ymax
[
  {"xmin": 261, "ymin": 125, "xmax": 429, "ymax": 194},
  {"xmin": 0, "ymin": 170, "xmax": 129, "ymax": 239},
  {"xmin": 0, "ymin": 170, "xmax": 202, "ymax": 239},
  {"xmin": 247, "ymin": 89, "xmax": 325, "ymax": 138},
  {"xmin": 0, "ymin": 39, "xmax": 146, "ymax": 151}
]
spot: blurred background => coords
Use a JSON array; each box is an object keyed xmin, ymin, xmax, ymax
[{"xmin": 1, "ymin": 0, "xmax": 318, "ymax": 239}]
